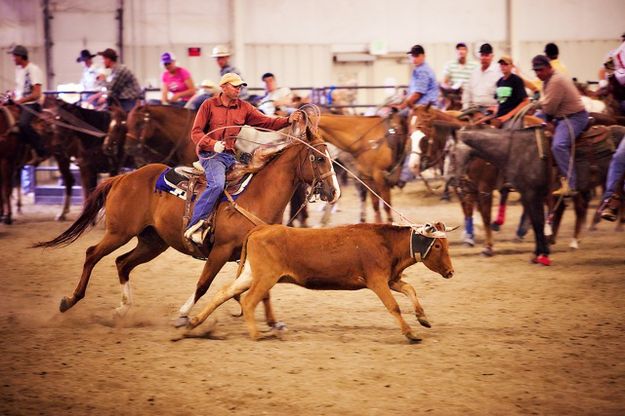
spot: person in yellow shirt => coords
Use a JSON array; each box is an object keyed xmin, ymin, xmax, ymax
[{"xmin": 544, "ymin": 43, "xmax": 571, "ymax": 78}]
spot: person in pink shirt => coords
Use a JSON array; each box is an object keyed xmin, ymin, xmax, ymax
[{"xmin": 160, "ymin": 52, "xmax": 196, "ymax": 106}]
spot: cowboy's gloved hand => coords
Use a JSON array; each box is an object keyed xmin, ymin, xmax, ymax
[
  {"xmin": 213, "ymin": 141, "xmax": 225, "ymax": 153},
  {"xmin": 288, "ymin": 111, "xmax": 302, "ymax": 124}
]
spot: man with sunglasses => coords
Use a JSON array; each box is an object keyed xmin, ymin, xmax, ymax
[{"xmin": 184, "ymin": 73, "xmax": 302, "ymax": 244}]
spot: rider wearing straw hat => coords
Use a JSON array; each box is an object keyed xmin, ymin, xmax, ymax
[{"xmin": 184, "ymin": 73, "xmax": 302, "ymax": 245}]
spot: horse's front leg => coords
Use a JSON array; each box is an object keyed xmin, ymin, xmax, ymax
[
  {"xmin": 357, "ymin": 181, "xmax": 368, "ymax": 223},
  {"xmin": 570, "ymin": 192, "xmax": 590, "ymax": 249}
]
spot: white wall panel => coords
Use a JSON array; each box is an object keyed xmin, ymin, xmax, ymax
[{"xmin": 1, "ymin": 0, "xmax": 624, "ymax": 101}]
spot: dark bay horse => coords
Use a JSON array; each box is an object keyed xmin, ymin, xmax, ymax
[
  {"xmin": 34, "ymin": 121, "xmax": 340, "ymax": 325},
  {"xmin": 43, "ymin": 97, "xmax": 131, "ymax": 219},
  {"xmin": 0, "ymin": 104, "xmax": 28, "ymax": 224},
  {"xmin": 458, "ymin": 125, "xmax": 620, "ymax": 262},
  {"xmin": 124, "ymin": 104, "xmax": 197, "ymax": 166},
  {"xmin": 0, "ymin": 102, "xmax": 60, "ymax": 223},
  {"xmin": 317, "ymin": 112, "xmax": 408, "ymax": 223}
]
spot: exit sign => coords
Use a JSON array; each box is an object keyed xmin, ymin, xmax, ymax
[{"xmin": 188, "ymin": 47, "xmax": 201, "ymax": 57}]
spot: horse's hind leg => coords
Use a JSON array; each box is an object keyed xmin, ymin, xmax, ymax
[
  {"xmin": 114, "ymin": 228, "xmax": 168, "ymax": 316},
  {"xmin": 60, "ymin": 231, "xmax": 132, "ymax": 312},
  {"xmin": 55, "ymin": 155, "xmax": 74, "ymax": 221}
]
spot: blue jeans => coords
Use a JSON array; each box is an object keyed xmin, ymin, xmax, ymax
[
  {"xmin": 184, "ymin": 93, "xmax": 213, "ymax": 111},
  {"xmin": 187, "ymin": 151, "xmax": 236, "ymax": 228},
  {"xmin": 603, "ymin": 135, "xmax": 625, "ymax": 199},
  {"xmin": 551, "ymin": 110, "xmax": 588, "ymax": 189}
]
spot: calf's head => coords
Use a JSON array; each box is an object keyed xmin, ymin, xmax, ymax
[{"xmin": 412, "ymin": 222, "xmax": 455, "ymax": 279}]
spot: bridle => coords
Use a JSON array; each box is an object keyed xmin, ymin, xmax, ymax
[
  {"xmin": 103, "ymin": 108, "xmax": 127, "ymax": 156},
  {"xmin": 126, "ymin": 106, "xmax": 192, "ymax": 165}
]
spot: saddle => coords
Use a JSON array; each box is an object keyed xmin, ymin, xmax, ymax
[
  {"xmin": 384, "ymin": 118, "xmax": 409, "ymax": 185},
  {"xmin": 156, "ymin": 142, "xmax": 290, "ymax": 252}
]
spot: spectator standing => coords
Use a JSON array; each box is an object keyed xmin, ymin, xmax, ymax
[
  {"xmin": 96, "ymin": 48, "xmax": 143, "ymax": 112},
  {"xmin": 211, "ymin": 45, "xmax": 248, "ymax": 100},
  {"xmin": 442, "ymin": 42, "xmax": 478, "ymax": 90}
]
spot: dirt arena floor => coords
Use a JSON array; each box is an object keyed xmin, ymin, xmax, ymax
[{"xmin": 1, "ymin": 180, "xmax": 624, "ymax": 415}]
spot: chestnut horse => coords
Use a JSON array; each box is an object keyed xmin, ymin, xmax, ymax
[
  {"xmin": 34, "ymin": 120, "xmax": 341, "ymax": 325},
  {"xmin": 317, "ymin": 112, "xmax": 408, "ymax": 223},
  {"xmin": 408, "ymin": 104, "xmax": 500, "ymax": 255}
]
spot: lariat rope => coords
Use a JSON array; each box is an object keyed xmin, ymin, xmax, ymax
[{"xmin": 195, "ymin": 106, "xmax": 419, "ymax": 226}]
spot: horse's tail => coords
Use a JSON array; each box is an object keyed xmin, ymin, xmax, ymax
[{"xmin": 32, "ymin": 176, "xmax": 122, "ymax": 248}]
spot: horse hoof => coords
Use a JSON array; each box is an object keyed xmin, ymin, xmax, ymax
[
  {"xmin": 490, "ymin": 222, "xmax": 500, "ymax": 231},
  {"xmin": 59, "ymin": 297, "xmax": 73, "ymax": 313},
  {"xmin": 271, "ymin": 321, "xmax": 287, "ymax": 331},
  {"xmin": 55, "ymin": 214, "xmax": 66, "ymax": 221},
  {"xmin": 481, "ymin": 246, "xmax": 494, "ymax": 257},
  {"xmin": 405, "ymin": 332, "xmax": 422, "ymax": 343},
  {"xmin": 417, "ymin": 317, "xmax": 431, "ymax": 328},
  {"xmin": 3, "ymin": 216, "xmax": 12, "ymax": 225},
  {"xmin": 114, "ymin": 305, "xmax": 130, "ymax": 318},
  {"xmin": 569, "ymin": 239, "xmax": 579, "ymax": 250},
  {"xmin": 173, "ymin": 316, "xmax": 190, "ymax": 328}
]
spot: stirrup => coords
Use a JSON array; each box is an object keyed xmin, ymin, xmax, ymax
[
  {"xmin": 192, "ymin": 161, "xmax": 204, "ymax": 172},
  {"xmin": 552, "ymin": 178, "xmax": 576, "ymax": 197},
  {"xmin": 184, "ymin": 220, "xmax": 205, "ymax": 242}
]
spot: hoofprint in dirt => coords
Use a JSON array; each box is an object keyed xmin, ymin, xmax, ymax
[{"xmin": 1, "ymin": 181, "xmax": 624, "ymax": 415}]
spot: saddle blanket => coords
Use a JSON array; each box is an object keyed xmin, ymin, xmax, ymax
[{"xmin": 154, "ymin": 167, "xmax": 252, "ymax": 202}]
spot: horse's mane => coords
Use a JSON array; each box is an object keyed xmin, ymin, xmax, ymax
[
  {"xmin": 227, "ymin": 125, "xmax": 318, "ymax": 182},
  {"xmin": 413, "ymin": 105, "xmax": 464, "ymax": 125}
]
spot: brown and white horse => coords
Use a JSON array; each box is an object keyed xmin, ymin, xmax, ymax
[{"xmin": 317, "ymin": 112, "xmax": 408, "ymax": 223}]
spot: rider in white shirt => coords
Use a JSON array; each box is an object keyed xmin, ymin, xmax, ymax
[
  {"xmin": 76, "ymin": 49, "xmax": 104, "ymax": 107},
  {"xmin": 9, "ymin": 44, "xmax": 48, "ymax": 164}
]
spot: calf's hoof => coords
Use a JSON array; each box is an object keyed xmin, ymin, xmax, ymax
[{"xmin": 417, "ymin": 316, "xmax": 431, "ymax": 328}]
